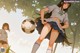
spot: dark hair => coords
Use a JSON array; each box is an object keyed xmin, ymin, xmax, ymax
[
  {"xmin": 57, "ymin": 0, "xmax": 71, "ymax": 12},
  {"xmin": 2, "ymin": 23, "xmax": 10, "ymax": 31}
]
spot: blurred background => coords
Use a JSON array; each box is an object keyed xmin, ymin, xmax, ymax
[{"xmin": 0, "ymin": 0, "xmax": 80, "ymax": 53}]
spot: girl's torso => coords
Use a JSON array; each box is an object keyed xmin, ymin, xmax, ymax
[{"xmin": 45, "ymin": 5, "xmax": 68, "ymax": 23}]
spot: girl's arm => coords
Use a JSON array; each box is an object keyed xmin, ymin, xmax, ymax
[
  {"xmin": 62, "ymin": 13, "xmax": 69, "ymax": 29},
  {"xmin": 40, "ymin": 5, "xmax": 57, "ymax": 24},
  {"xmin": 40, "ymin": 8, "xmax": 49, "ymax": 24}
]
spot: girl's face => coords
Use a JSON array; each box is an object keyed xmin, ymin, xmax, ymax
[
  {"xmin": 63, "ymin": 3, "xmax": 70, "ymax": 9},
  {"xmin": 3, "ymin": 26, "xmax": 8, "ymax": 30}
]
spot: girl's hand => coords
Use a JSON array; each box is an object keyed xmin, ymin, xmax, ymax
[{"xmin": 42, "ymin": 20, "xmax": 47, "ymax": 25}]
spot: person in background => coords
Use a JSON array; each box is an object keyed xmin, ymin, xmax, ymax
[{"xmin": 0, "ymin": 23, "xmax": 10, "ymax": 53}]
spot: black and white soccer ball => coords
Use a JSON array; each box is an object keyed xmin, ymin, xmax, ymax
[{"xmin": 21, "ymin": 19, "xmax": 36, "ymax": 34}]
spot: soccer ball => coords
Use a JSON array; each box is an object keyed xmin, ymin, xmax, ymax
[{"xmin": 21, "ymin": 19, "xmax": 36, "ymax": 34}]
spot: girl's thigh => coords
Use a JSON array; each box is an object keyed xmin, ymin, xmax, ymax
[{"xmin": 39, "ymin": 23, "xmax": 51, "ymax": 39}]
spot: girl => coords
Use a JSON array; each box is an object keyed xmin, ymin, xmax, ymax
[
  {"xmin": 0, "ymin": 23, "xmax": 10, "ymax": 53},
  {"xmin": 31, "ymin": 0, "xmax": 71, "ymax": 53}
]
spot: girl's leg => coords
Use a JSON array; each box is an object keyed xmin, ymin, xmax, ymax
[
  {"xmin": 36, "ymin": 23, "xmax": 51, "ymax": 44},
  {"xmin": 31, "ymin": 23, "xmax": 51, "ymax": 53},
  {"xmin": 46, "ymin": 29, "xmax": 59, "ymax": 53}
]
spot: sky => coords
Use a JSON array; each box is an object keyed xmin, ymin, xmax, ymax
[{"xmin": 0, "ymin": 7, "xmax": 79, "ymax": 53}]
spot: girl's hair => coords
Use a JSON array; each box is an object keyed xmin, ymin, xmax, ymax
[
  {"xmin": 2, "ymin": 23, "xmax": 10, "ymax": 31},
  {"xmin": 57, "ymin": 0, "xmax": 71, "ymax": 12}
]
